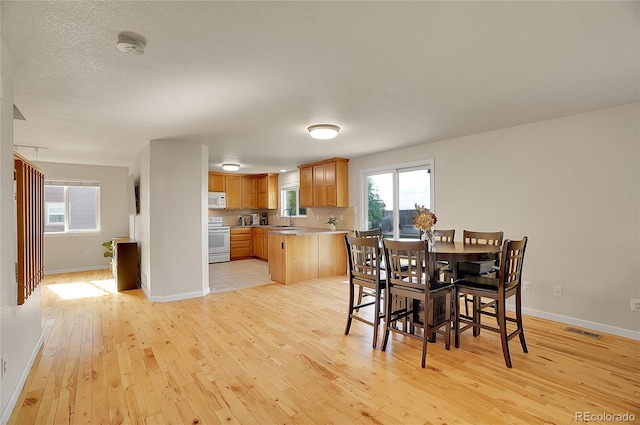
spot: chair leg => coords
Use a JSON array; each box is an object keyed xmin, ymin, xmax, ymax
[
  {"xmin": 372, "ymin": 289, "xmax": 380, "ymax": 349},
  {"xmin": 421, "ymin": 329, "xmax": 428, "ymax": 368},
  {"xmin": 464, "ymin": 294, "xmax": 472, "ymax": 316},
  {"xmin": 381, "ymin": 290, "xmax": 392, "ymax": 351},
  {"xmin": 444, "ymin": 291, "xmax": 451, "ymax": 351},
  {"xmin": 454, "ymin": 288, "xmax": 460, "ymax": 349},
  {"xmin": 472, "ymin": 296, "xmax": 481, "ymax": 337},
  {"xmin": 516, "ymin": 289, "xmax": 528, "ymax": 354},
  {"xmin": 355, "ymin": 286, "xmax": 364, "ymax": 312},
  {"xmin": 345, "ymin": 280, "xmax": 355, "ymax": 335},
  {"xmin": 496, "ymin": 301, "xmax": 512, "ymax": 368}
]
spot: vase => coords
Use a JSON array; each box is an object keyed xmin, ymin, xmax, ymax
[
  {"xmin": 421, "ymin": 229, "xmax": 435, "ymax": 249},
  {"xmin": 329, "ymin": 224, "xmax": 336, "ymax": 231},
  {"xmin": 421, "ymin": 229, "xmax": 437, "ymax": 287}
]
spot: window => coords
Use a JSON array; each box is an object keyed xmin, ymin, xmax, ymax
[
  {"xmin": 281, "ymin": 185, "xmax": 307, "ymax": 218},
  {"xmin": 46, "ymin": 203, "xmax": 65, "ymax": 224},
  {"xmin": 44, "ymin": 180, "xmax": 100, "ymax": 234},
  {"xmin": 362, "ymin": 160, "xmax": 433, "ymax": 239}
]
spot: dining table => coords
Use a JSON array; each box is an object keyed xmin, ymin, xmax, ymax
[
  {"xmin": 430, "ymin": 240, "xmax": 501, "ymax": 280},
  {"xmin": 390, "ymin": 239, "xmax": 502, "ymax": 342}
]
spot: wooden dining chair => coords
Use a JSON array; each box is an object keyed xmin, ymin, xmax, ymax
[
  {"xmin": 354, "ymin": 229, "xmax": 383, "ymax": 308},
  {"xmin": 433, "ymin": 229, "xmax": 455, "ymax": 281},
  {"xmin": 381, "ymin": 239, "xmax": 455, "ymax": 368},
  {"xmin": 344, "ymin": 235, "xmax": 386, "ymax": 349},
  {"xmin": 459, "ymin": 230, "xmax": 503, "ymax": 274},
  {"xmin": 433, "ymin": 229, "xmax": 455, "ymax": 242},
  {"xmin": 458, "ymin": 230, "xmax": 504, "ymax": 315},
  {"xmin": 355, "ymin": 228, "xmax": 383, "ymax": 239},
  {"xmin": 455, "ymin": 237, "xmax": 528, "ymax": 368}
]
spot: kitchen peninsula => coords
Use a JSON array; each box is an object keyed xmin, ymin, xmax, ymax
[{"xmin": 267, "ymin": 227, "xmax": 348, "ymax": 284}]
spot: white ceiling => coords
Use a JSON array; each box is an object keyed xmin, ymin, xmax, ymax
[{"xmin": 2, "ymin": 1, "xmax": 638, "ymax": 173}]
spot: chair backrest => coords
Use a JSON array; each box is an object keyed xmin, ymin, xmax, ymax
[
  {"xmin": 497, "ymin": 237, "xmax": 528, "ymax": 291},
  {"xmin": 433, "ymin": 229, "xmax": 455, "ymax": 242},
  {"xmin": 463, "ymin": 230, "xmax": 503, "ymax": 246},
  {"xmin": 382, "ymin": 239, "xmax": 430, "ymax": 292},
  {"xmin": 345, "ymin": 235, "xmax": 383, "ymax": 283},
  {"xmin": 355, "ymin": 228, "xmax": 382, "ymax": 239}
]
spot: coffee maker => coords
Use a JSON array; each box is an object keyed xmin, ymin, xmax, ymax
[
  {"xmin": 250, "ymin": 214, "xmax": 260, "ymax": 225},
  {"xmin": 260, "ymin": 212, "xmax": 268, "ymax": 225}
]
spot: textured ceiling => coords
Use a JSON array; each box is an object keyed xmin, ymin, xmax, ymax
[{"xmin": 2, "ymin": 1, "xmax": 638, "ymax": 173}]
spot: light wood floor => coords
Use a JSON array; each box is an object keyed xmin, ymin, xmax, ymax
[{"xmin": 8, "ymin": 266, "xmax": 640, "ymax": 424}]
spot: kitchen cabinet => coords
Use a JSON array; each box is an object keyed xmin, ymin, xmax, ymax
[
  {"xmin": 268, "ymin": 231, "xmax": 347, "ymax": 284},
  {"xmin": 242, "ymin": 176, "xmax": 257, "ymax": 209},
  {"xmin": 208, "ymin": 173, "xmax": 226, "ymax": 192},
  {"xmin": 209, "ymin": 172, "xmax": 279, "ymax": 210},
  {"xmin": 298, "ymin": 157, "xmax": 349, "ymax": 208},
  {"xmin": 252, "ymin": 227, "xmax": 269, "ymax": 261},
  {"xmin": 257, "ymin": 173, "xmax": 279, "ymax": 210},
  {"xmin": 230, "ymin": 228, "xmax": 252, "ymax": 259},
  {"xmin": 225, "ymin": 175, "xmax": 242, "ymax": 209},
  {"xmin": 299, "ymin": 166, "xmax": 313, "ymax": 208},
  {"xmin": 112, "ymin": 237, "xmax": 138, "ymax": 291}
]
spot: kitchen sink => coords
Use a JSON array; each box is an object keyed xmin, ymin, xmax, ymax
[{"xmin": 269, "ymin": 226, "xmax": 300, "ymax": 229}]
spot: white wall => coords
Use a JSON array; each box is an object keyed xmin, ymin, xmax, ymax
[
  {"xmin": 36, "ymin": 162, "xmax": 130, "ymax": 273},
  {"xmin": 136, "ymin": 140, "xmax": 209, "ymax": 302},
  {"xmin": 0, "ymin": 39, "xmax": 43, "ymax": 422},
  {"xmin": 349, "ymin": 103, "xmax": 640, "ymax": 337}
]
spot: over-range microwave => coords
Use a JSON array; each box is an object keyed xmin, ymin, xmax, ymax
[{"xmin": 208, "ymin": 192, "xmax": 226, "ymax": 209}]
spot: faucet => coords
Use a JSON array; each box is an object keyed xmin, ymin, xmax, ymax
[{"xmin": 284, "ymin": 209, "xmax": 294, "ymax": 226}]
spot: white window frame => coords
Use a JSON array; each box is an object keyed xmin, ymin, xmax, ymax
[
  {"xmin": 44, "ymin": 180, "xmax": 101, "ymax": 235},
  {"xmin": 46, "ymin": 202, "xmax": 65, "ymax": 225},
  {"xmin": 360, "ymin": 159, "xmax": 434, "ymax": 239},
  {"xmin": 280, "ymin": 184, "xmax": 307, "ymax": 218}
]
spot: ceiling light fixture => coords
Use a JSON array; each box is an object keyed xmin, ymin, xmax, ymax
[
  {"xmin": 308, "ymin": 124, "xmax": 340, "ymax": 140},
  {"xmin": 222, "ymin": 163, "xmax": 240, "ymax": 171},
  {"xmin": 117, "ymin": 34, "xmax": 145, "ymax": 55}
]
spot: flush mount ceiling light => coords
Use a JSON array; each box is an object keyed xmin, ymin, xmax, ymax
[
  {"xmin": 117, "ymin": 34, "xmax": 145, "ymax": 55},
  {"xmin": 308, "ymin": 124, "xmax": 340, "ymax": 140},
  {"xmin": 222, "ymin": 163, "xmax": 240, "ymax": 171}
]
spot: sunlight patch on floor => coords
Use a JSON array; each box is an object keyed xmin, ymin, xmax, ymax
[{"xmin": 47, "ymin": 279, "xmax": 117, "ymax": 300}]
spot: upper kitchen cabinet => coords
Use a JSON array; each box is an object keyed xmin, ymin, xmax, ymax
[
  {"xmin": 299, "ymin": 166, "xmax": 314, "ymax": 208},
  {"xmin": 208, "ymin": 171, "xmax": 279, "ymax": 210},
  {"xmin": 258, "ymin": 173, "xmax": 279, "ymax": 210},
  {"xmin": 298, "ymin": 157, "xmax": 349, "ymax": 208},
  {"xmin": 242, "ymin": 176, "xmax": 257, "ymax": 209},
  {"xmin": 208, "ymin": 173, "xmax": 226, "ymax": 192},
  {"xmin": 225, "ymin": 175, "xmax": 242, "ymax": 209}
]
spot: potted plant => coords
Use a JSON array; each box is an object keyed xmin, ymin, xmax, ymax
[
  {"xmin": 327, "ymin": 216, "xmax": 338, "ymax": 231},
  {"xmin": 102, "ymin": 240, "xmax": 114, "ymax": 272}
]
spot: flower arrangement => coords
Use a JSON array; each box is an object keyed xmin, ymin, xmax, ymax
[
  {"xmin": 327, "ymin": 216, "xmax": 338, "ymax": 226},
  {"xmin": 413, "ymin": 204, "xmax": 437, "ymax": 232}
]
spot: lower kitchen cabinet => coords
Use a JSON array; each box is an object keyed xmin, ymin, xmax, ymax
[
  {"xmin": 268, "ymin": 232, "xmax": 347, "ymax": 284},
  {"xmin": 252, "ymin": 227, "xmax": 270, "ymax": 261},
  {"xmin": 230, "ymin": 228, "xmax": 252, "ymax": 259}
]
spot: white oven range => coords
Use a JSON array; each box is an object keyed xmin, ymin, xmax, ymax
[{"xmin": 208, "ymin": 217, "xmax": 230, "ymax": 263}]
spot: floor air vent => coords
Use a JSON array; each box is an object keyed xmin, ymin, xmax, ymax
[{"xmin": 565, "ymin": 327, "xmax": 601, "ymax": 339}]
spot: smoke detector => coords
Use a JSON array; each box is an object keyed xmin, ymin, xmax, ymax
[{"xmin": 117, "ymin": 34, "xmax": 145, "ymax": 55}]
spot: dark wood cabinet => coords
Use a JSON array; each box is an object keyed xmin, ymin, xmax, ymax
[{"xmin": 112, "ymin": 238, "xmax": 138, "ymax": 291}]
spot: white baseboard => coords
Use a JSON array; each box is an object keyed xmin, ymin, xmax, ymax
[
  {"xmin": 141, "ymin": 286, "xmax": 210, "ymax": 303},
  {"xmin": 505, "ymin": 304, "xmax": 640, "ymax": 341},
  {"xmin": 44, "ymin": 265, "xmax": 109, "ymax": 275},
  {"xmin": 0, "ymin": 334, "xmax": 44, "ymax": 425}
]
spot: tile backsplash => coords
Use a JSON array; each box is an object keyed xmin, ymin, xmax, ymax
[{"xmin": 209, "ymin": 207, "xmax": 355, "ymax": 230}]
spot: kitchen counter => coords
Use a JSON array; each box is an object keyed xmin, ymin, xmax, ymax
[
  {"xmin": 230, "ymin": 225, "xmax": 349, "ymax": 235},
  {"xmin": 267, "ymin": 227, "xmax": 349, "ymax": 236},
  {"xmin": 268, "ymin": 230, "xmax": 347, "ymax": 284}
]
